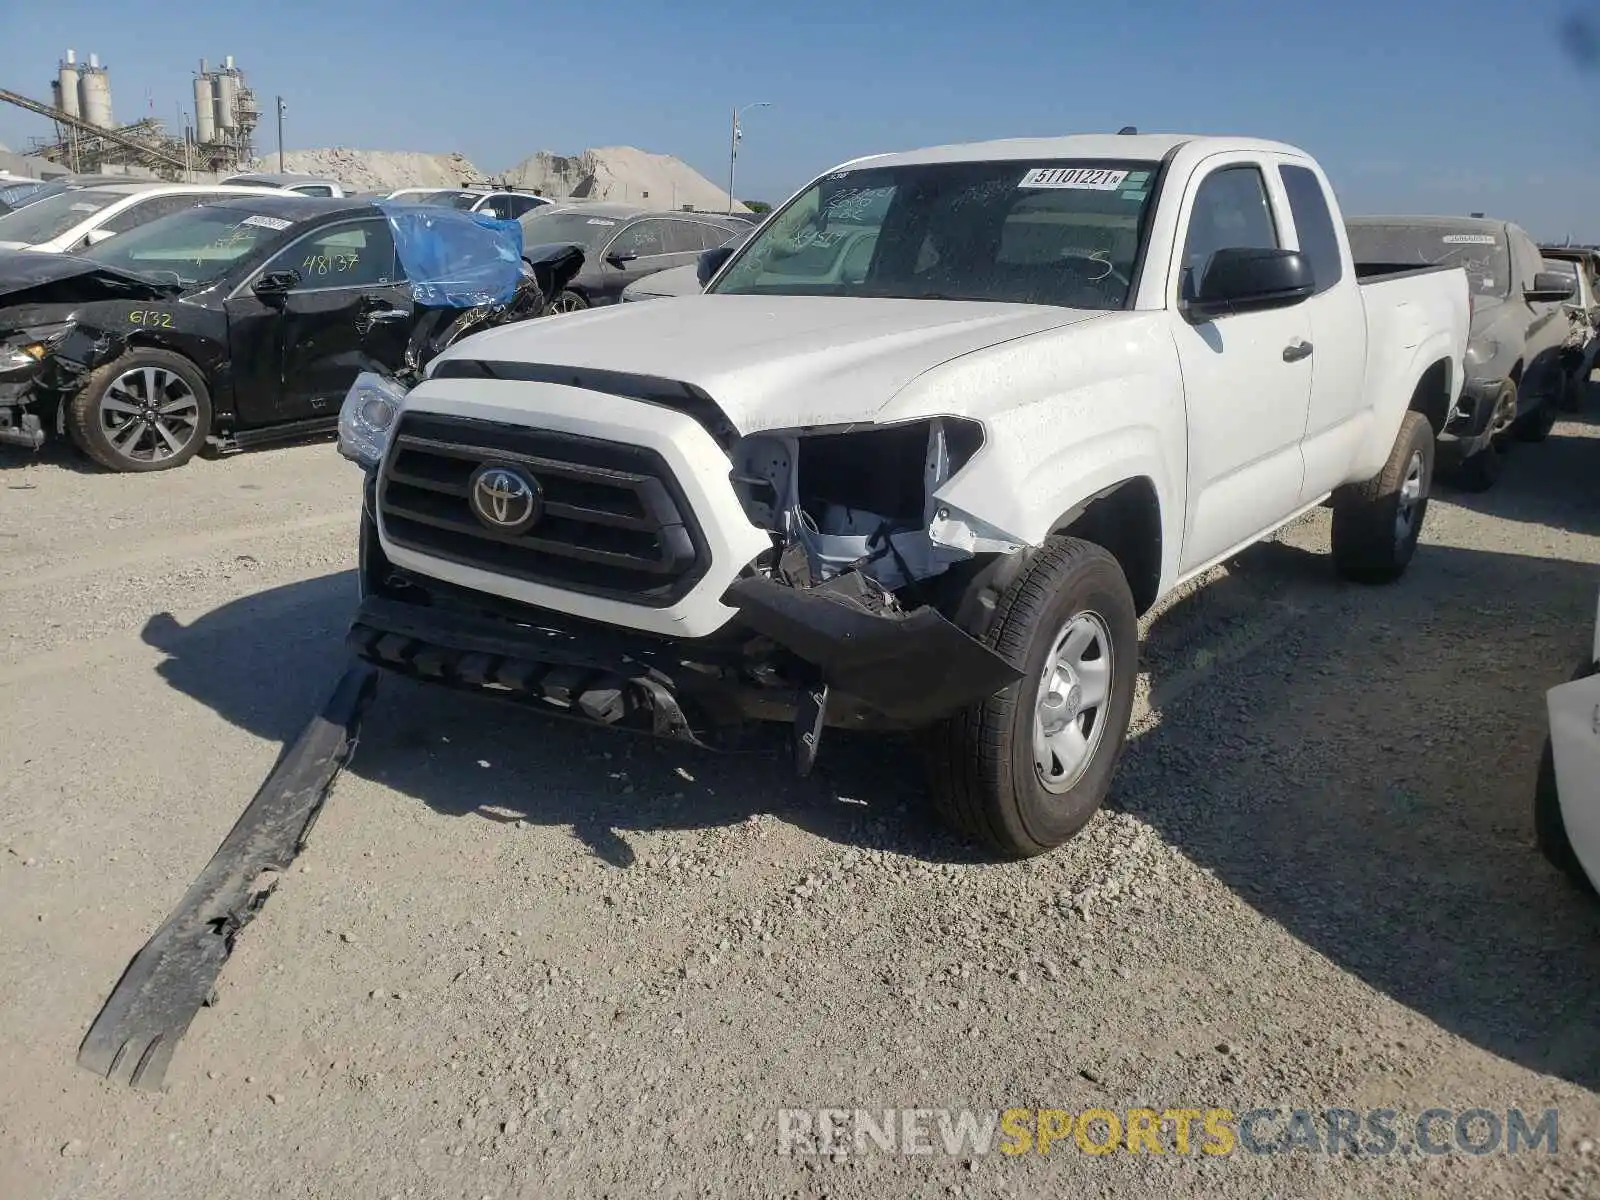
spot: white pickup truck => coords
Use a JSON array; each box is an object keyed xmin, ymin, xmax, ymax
[{"xmin": 338, "ymin": 133, "xmax": 1470, "ymax": 858}]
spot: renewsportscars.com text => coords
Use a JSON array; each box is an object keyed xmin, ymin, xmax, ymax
[{"xmin": 776, "ymin": 1106, "xmax": 1559, "ymax": 1158}]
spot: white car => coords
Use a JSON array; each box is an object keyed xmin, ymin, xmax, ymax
[
  {"xmin": 221, "ymin": 171, "xmax": 346, "ymax": 198},
  {"xmin": 1537, "ymin": 591, "xmax": 1600, "ymax": 896},
  {"xmin": 339, "ymin": 131, "xmax": 1471, "ymax": 858},
  {"xmin": 0, "ymin": 183, "xmax": 286, "ymax": 254},
  {"xmin": 385, "ymin": 187, "xmax": 552, "ymax": 221}
]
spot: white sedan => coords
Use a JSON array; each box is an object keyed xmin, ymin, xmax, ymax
[
  {"xmin": 1537, "ymin": 590, "xmax": 1600, "ymax": 896},
  {"xmin": 0, "ymin": 182, "xmax": 288, "ymax": 255}
]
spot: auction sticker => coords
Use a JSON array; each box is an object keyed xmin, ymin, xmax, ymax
[
  {"xmin": 1441, "ymin": 234, "xmax": 1496, "ymax": 245},
  {"xmin": 1019, "ymin": 167, "xmax": 1129, "ymax": 191},
  {"xmin": 242, "ymin": 214, "xmax": 293, "ymax": 231}
]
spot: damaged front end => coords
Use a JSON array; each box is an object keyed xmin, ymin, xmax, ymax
[
  {"xmin": 349, "ymin": 412, "xmax": 1029, "ymax": 772},
  {"xmin": 0, "ymin": 319, "xmax": 77, "ymax": 449}
]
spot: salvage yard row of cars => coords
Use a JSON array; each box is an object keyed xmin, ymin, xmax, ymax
[{"xmin": 1, "ymin": 136, "xmax": 1597, "ymax": 887}]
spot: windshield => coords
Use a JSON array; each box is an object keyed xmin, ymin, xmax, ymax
[
  {"xmin": 391, "ymin": 190, "xmax": 482, "ymax": 210},
  {"xmin": 78, "ymin": 205, "xmax": 296, "ymax": 287},
  {"xmin": 518, "ymin": 210, "xmax": 631, "ymax": 253},
  {"xmin": 709, "ymin": 159, "xmax": 1160, "ymax": 308},
  {"xmin": 0, "ymin": 188, "xmax": 124, "ymax": 245},
  {"xmin": 1345, "ymin": 221, "xmax": 1510, "ymax": 297}
]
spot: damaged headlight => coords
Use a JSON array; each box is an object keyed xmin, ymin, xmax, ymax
[
  {"xmin": 1464, "ymin": 338, "xmax": 1503, "ymax": 370},
  {"xmin": 728, "ymin": 416, "xmax": 992, "ymax": 591},
  {"xmin": 0, "ymin": 322, "xmax": 72, "ymax": 378},
  {"xmin": 337, "ymin": 371, "xmax": 407, "ymax": 470}
]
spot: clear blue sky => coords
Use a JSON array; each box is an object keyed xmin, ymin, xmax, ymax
[{"xmin": 3, "ymin": 0, "xmax": 1598, "ymax": 238}]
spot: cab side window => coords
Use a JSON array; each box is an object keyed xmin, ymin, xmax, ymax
[
  {"xmin": 1279, "ymin": 164, "xmax": 1342, "ymax": 294},
  {"xmin": 275, "ymin": 220, "xmax": 398, "ymax": 289},
  {"xmin": 1180, "ymin": 165, "xmax": 1279, "ymax": 299}
]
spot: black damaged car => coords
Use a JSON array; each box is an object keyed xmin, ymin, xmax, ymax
[{"xmin": 0, "ymin": 195, "xmax": 560, "ymax": 472}]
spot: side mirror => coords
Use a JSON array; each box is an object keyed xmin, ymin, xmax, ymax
[
  {"xmin": 252, "ymin": 269, "xmax": 301, "ymax": 301},
  {"xmin": 82, "ymin": 228, "xmax": 118, "ymax": 247},
  {"xmin": 697, "ymin": 244, "xmax": 735, "ymax": 286},
  {"xmin": 605, "ymin": 251, "xmax": 638, "ymax": 268},
  {"xmin": 1185, "ymin": 247, "xmax": 1315, "ymax": 321},
  {"xmin": 1526, "ymin": 272, "xmax": 1577, "ymax": 303}
]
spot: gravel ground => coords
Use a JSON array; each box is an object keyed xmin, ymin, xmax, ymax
[{"xmin": 2, "ymin": 416, "xmax": 1599, "ymax": 1200}]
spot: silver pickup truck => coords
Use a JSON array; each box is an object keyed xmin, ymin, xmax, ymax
[{"xmin": 1347, "ymin": 215, "xmax": 1576, "ymax": 490}]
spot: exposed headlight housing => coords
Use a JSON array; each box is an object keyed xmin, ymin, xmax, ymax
[
  {"xmin": 337, "ymin": 371, "xmax": 407, "ymax": 470},
  {"xmin": 0, "ymin": 322, "xmax": 72, "ymax": 378}
]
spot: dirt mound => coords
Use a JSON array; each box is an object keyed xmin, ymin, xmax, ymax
[
  {"xmin": 501, "ymin": 145, "xmax": 745, "ymax": 212},
  {"xmin": 250, "ymin": 149, "xmax": 484, "ymax": 193}
]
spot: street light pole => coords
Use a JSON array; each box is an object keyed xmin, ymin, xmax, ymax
[
  {"xmin": 727, "ymin": 101, "xmax": 770, "ymax": 214},
  {"xmin": 276, "ymin": 96, "xmax": 286, "ymax": 172}
]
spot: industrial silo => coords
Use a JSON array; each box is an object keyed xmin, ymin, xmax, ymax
[
  {"xmin": 194, "ymin": 64, "xmax": 216, "ymax": 144},
  {"xmin": 57, "ymin": 50, "xmax": 80, "ymax": 120},
  {"xmin": 78, "ymin": 53, "xmax": 113, "ymax": 129},
  {"xmin": 215, "ymin": 56, "xmax": 239, "ymax": 133}
]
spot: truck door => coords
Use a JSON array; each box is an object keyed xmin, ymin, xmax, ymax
[
  {"xmin": 1276, "ymin": 160, "xmax": 1370, "ymax": 502},
  {"xmin": 227, "ymin": 217, "xmax": 413, "ymax": 425},
  {"xmin": 1169, "ymin": 158, "xmax": 1314, "ymax": 573}
]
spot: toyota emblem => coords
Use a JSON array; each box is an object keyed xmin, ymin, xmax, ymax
[{"xmin": 468, "ymin": 463, "xmax": 543, "ymax": 534}]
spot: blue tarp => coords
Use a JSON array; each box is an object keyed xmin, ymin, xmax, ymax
[{"xmin": 377, "ymin": 200, "xmax": 525, "ymax": 308}]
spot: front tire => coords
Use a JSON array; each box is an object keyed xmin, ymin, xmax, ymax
[
  {"xmin": 66, "ymin": 349, "xmax": 212, "ymax": 473},
  {"xmin": 927, "ymin": 537, "xmax": 1139, "ymax": 859},
  {"xmin": 1331, "ymin": 410, "xmax": 1433, "ymax": 585},
  {"xmin": 545, "ymin": 289, "xmax": 589, "ymax": 315},
  {"xmin": 1511, "ymin": 401, "xmax": 1557, "ymax": 443}
]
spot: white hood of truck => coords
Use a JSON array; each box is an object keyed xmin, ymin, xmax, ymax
[{"xmin": 431, "ymin": 294, "xmax": 1106, "ymax": 433}]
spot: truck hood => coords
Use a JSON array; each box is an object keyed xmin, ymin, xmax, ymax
[
  {"xmin": 0, "ymin": 249, "xmax": 179, "ymax": 311},
  {"xmin": 429, "ymin": 294, "xmax": 1107, "ymax": 433}
]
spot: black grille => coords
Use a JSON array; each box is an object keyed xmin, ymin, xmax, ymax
[{"xmin": 377, "ymin": 412, "xmax": 708, "ymax": 607}]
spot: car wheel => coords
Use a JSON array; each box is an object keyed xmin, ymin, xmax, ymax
[
  {"xmin": 1442, "ymin": 440, "xmax": 1504, "ymax": 493},
  {"xmin": 1330, "ymin": 411, "xmax": 1434, "ymax": 585},
  {"xmin": 927, "ymin": 537, "xmax": 1139, "ymax": 859},
  {"xmin": 66, "ymin": 349, "xmax": 212, "ymax": 473},
  {"xmin": 1534, "ymin": 737, "xmax": 1596, "ymax": 897},
  {"xmin": 1558, "ymin": 363, "xmax": 1591, "ymax": 412},
  {"xmin": 545, "ymin": 290, "xmax": 589, "ymax": 315},
  {"xmin": 1512, "ymin": 401, "xmax": 1557, "ymax": 443}
]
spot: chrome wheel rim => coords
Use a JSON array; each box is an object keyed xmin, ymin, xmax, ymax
[
  {"xmin": 546, "ymin": 292, "xmax": 585, "ymax": 314},
  {"xmin": 99, "ymin": 366, "xmax": 200, "ymax": 463},
  {"xmin": 1033, "ymin": 611, "xmax": 1114, "ymax": 794},
  {"xmin": 1395, "ymin": 449, "xmax": 1426, "ymax": 543}
]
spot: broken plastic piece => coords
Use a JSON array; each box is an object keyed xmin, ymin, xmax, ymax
[
  {"xmin": 794, "ymin": 683, "xmax": 829, "ymax": 777},
  {"xmin": 76, "ymin": 665, "xmax": 377, "ymax": 1090}
]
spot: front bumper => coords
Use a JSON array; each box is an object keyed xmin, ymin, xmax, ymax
[
  {"xmin": 1440, "ymin": 377, "xmax": 1515, "ymax": 460},
  {"xmin": 352, "ymin": 504, "xmax": 1022, "ymax": 746}
]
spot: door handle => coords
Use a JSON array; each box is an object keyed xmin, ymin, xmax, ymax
[{"xmin": 1282, "ymin": 338, "xmax": 1314, "ymax": 363}]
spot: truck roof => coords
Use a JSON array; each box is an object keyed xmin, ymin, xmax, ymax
[{"xmin": 842, "ymin": 133, "xmax": 1306, "ymax": 171}]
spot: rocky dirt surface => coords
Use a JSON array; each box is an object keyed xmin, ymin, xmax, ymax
[{"xmin": 2, "ymin": 416, "xmax": 1599, "ymax": 1200}]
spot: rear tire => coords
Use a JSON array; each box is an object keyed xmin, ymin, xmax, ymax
[
  {"xmin": 926, "ymin": 537, "xmax": 1139, "ymax": 859},
  {"xmin": 1331, "ymin": 410, "xmax": 1433, "ymax": 585},
  {"xmin": 66, "ymin": 348, "xmax": 211, "ymax": 473}
]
